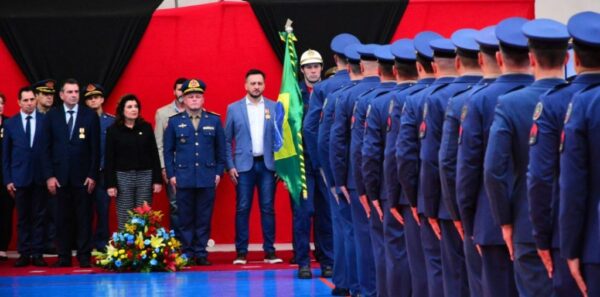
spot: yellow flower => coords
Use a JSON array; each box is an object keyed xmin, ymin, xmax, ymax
[
  {"xmin": 113, "ymin": 251, "xmax": 119, "ymax": 257},
  {"xmin": 124, "ymin": 223, "xmax": 136, "ymax": 233},
  {"xmin": 106, "ymin": 242, "xmax": 117, "ymax": 256},
  {"xmin": 119, "ymin": 249, "xmax": 125, "ymax": 254},
  {"xmin": 150, "ymin": 234, "xmax": 165, "ymax": 249},
  {"xmin": 135, "ymin": 231, "xmax": 145, "ymax": 249},
  {"xmin": 152, "ymin": 253, "xmax": 157, "ymax": 258},
  {"xmin": 169, "ymin": 238, "xmax": 181, "ymax": 249}
]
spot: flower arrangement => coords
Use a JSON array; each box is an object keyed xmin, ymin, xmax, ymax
[{"xmin": 93, "ymin": 202, "xmax": 188, "ymax": 272}]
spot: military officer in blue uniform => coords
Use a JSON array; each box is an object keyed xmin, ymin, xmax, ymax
[
  {"xmin": 422, "ymin": 35, "xmax": 485, "ymax": 297},
  {"xmin": 457, "ymin": 17, "xmax": 535, "ymax": 297},
  {"xmin": 362, "ymin": 41, "xmax": 418, "ymax": 297},
  {"xmin": 83, "ymin": 83, "xmax": 115, "ymax": 252},
  {"xmin": 388, "ymin": 39, "xmax": 432, "ymax": 297},
  {"xmin": 316, "ymin": 35, "xmax": 362, "ymax": 296},
  {"xmin": 396, "ymin": 30, "xmax": 447, "ymax": 297},
  {"xmin": 350, "ymin": 44, "xmax": 396, "ymax": 297},
  {"xmin": 530, "ymin": 11, "xmax": 600, "ymax": 297},
  {"xmin": 164, "ymin": 79, "xmax": 226, "ymax": 266},
  {"xmin": 559, "ymin": 11, "xmax": 600, "ymax": 297},
  {"xmin": 485, "ymin": 18, "xmax": 569, "ymax": 297},
  {"xmin": 439, "ymin": 27, "xmax": 499, "ymax": 297},
  {"xmin": 330, "ymin": 42, "xmax": 379, "ymax": 297}
]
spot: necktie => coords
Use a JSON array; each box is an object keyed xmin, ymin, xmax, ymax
[
  {"xmin": 67, "ymin": 110, "xmax": 74, "ymax": 139},
  {"xmin": 25, "ymin": 115, "xmax": 32, "ymax": 147},
  {"xmin": 192, "ymin": 115, "xmax": 200, "ymax": 130}
]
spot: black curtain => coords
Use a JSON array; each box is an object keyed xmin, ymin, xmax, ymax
[
  {"xmin": 247, "ymin": 0, "xmax": 408, "ymax": 71},
  {"xmin": 0, "ymin": 0, "xmax": 162, "ymax": 98}
]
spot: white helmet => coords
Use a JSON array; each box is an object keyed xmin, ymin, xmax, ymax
[{"xmin": 300, "ymin": 49, "xmax": 323, "ymax": 66}]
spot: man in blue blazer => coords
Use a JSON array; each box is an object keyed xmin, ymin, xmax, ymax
[
  {"xmin": 42, "ymin": 79, "xmax": 100, "ymax": 268},
  {"xmin": 3, "ymin": 87, "xmax": 47, "ymax": 267},
  {"xmin": 225, "ymin": 69, "xmax": 281, "ymax": 265}
]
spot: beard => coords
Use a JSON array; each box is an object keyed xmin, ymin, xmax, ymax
[{"xmin": 248, "ymin": 91, "xmax": 263, "ymax": 99}]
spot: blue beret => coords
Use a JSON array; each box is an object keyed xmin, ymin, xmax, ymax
[
  {"xmin": 331, "ymin": 33, "xmax": 361, "ymax": 55},
  {"xmin": 476, "ymin": 25, "xmax": 499, "ymax": 49},
  {"xmin": 84, "ymin": 83, "xmax": 105, "ymax": 98},
  {"xmin": 344, "ymin": 43, "xmax": 362, "ymax": 63},
  {"xmin": 495, "ymin": 17, "xmax": 529, "ymax": 49},
  {"xmin": 568, "ymin": 11, "xmax": 600, "ymax": 47},
  {"xmin": 32, "ymin": 79, "xmax": 56, "ymax": 94},
  {"xmin": 429, "ymin": 38, "xmax": 456, "ymax": 57},
  {"xmin": 374, "ymin": 45, "xmax": 394, "ymax": 63},
  {"xmin": 414, "ymin": 31, "xmax": 443, "ymax": 60},
  {"xmin": 451, "ymin": 28, "xmax": 480, "ymax": 52},
  {"xmin": 357, "ymin": 44, "xmax": 379, "ymax": 60},
  {"xmin": 390, "ymin": 39, "xmax": 416, "ymax": 61},
  {"xmin": 181, "ymin": 79, "xmax": 206, "ymax": 95},
  {"xmin": 522, "ymin": 19, "xmax": 569, "ymax": 42}
]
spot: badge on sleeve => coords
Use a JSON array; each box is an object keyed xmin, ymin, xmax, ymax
[
  {"xmin": 532, "ymin": 102, "xmax": 543, "ymax": 121},
  {"xmin": 419, "ymin": 103, "xmax": 428, "ymax": 139},
  {"xmin": 529, "ymin": 102, "xmax": 544, "ymax": 145},
  {"xmin": 364, "ymin": 105, "xmax": 372, "ymax": 129},
  {"xmin": 559, "ymin": 102, "xmax": 573, "ymax": 152},
  {"xmin": 320, "ymin": 98, "xmax": 328, "ymax": 123},
  {"xmin": 386, "ymin": 100, "xmax": 394, "ymax": 132},
  {"xmin": 351, "ymin": 102, "xmax": 358, "ymax": 129},
  {"xmin": 458, "ymin": 105, "xmax": 468, "ymax": 144}
]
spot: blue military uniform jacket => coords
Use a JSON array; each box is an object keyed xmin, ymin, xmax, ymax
[
  {"xmin": 303, "ymin": 69, "xmax": 350, "ymax": 171},
  {"xmin": 99, "ymin": 112, "xmax": 115, "ymax": 170},
  {"xmin": 420, "ymin": 75, "xmax": 481, "ymax": 220},
  {"xmin": 456, "ymin": 73, "xmax": 534, "ymax": 245},
  {"xmin": 3, "ymin": 111, "xmax": 46, "ymax": 187},
  {"xmin": 330, "ymin": 76, "xmax": 380, "ymax": 190},
  {"xmin": 318, "ymin": 82, "xmax": 357, "ymax": 188},
  {"xmin": 484, "ymin": 78, "xmax": 565, "ymax": 244},
  {"xmin": 528, "ymin": 73, "xmax": 600, "ymax": 250},
  {"xmin": 396, "ymin": 77, "xmax": 442, "ymax": 213},
  {"xmin": 363, "ymin": 82, "xmax": 416, "ymax": 202},
  {"xmin": 42, "ymin": 104, "xmax": 100, "ymax": 187},
  {"xmin": 387, "ymin": 83, "xmax": 428, "ymax": 207},
  {"xmin": 164, "ymin": 110, "xmax": 226, "ymax": 188},
  {"xmin": 439, "ymin": 78, "xmax": 494, "ymax": 221},
  {"xmin": 351, "ymin": 80, "xmax": 394, "ymax": 198},
  {"xmin": 559, "ymin": 83, "xmax": 600, "ymax": 263}
]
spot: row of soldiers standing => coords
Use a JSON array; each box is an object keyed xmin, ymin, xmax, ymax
[{"xmin": 302, "ymin": 11, "xmax": 600, "ymax": 297}]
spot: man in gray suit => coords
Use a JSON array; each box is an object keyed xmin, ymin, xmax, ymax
[
  {"xmin": 154, "ymin": 77, "xmax": 186, "ymax": 239},
  {"xmin": 225, "ymin": 69, "xmax": 282, "ymax": 265}
]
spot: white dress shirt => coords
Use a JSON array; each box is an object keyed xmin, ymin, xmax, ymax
[
  {"xmin": 20, "ymin": 111, "xmax": 36, "ymax": 147},
  {"xmin": 246, "ymin": 96, "xmax": 265, "ymax": 156}
]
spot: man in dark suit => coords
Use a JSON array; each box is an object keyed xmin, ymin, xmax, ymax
[
  {"xmin": 3, "ymin": 87, "xmax": 47, "ymax": 267},
  {"xmin": 42, "ymin": 79, "xmax": 100, "ymax": 268}
]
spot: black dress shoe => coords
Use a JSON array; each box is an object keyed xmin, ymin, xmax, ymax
[
  {"xmin": 52, "ymin": 258, "xmax": 72, "ymax": 267},
  {"xmin": 195, "ymin": 257, "xmax": 212, "ymax": 266},
  {"xmin": 32, "ymin": 256, "xmax": 48, "ymax": 267},
  {"xmin": 298, "ymin": 266, "xmax": 312, "ymax": 279},
  {"xmin": 331, "ymin": 287, "xmax": 350, "ymax": 296},
  {"xmin": 321, "ymin": 265, "xmax": 333, "ymax": 278},
  {"xmin": 14, "ymin": 256, "xmax": 31, "ymax": 267}
]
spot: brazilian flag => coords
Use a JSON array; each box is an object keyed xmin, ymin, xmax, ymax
[{"xmin": 273, "ymin": 21, "xmax": 307, "ymax": 204}]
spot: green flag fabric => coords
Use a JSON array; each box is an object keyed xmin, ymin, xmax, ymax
[{"xmin": 273, "ymin": 26, "xmax": 307, "ymax": 204}]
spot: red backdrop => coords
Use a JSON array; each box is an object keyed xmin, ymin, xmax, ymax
[{"xmin": 0, "ymin": 0, "xmax": 533, "ymax": 249}]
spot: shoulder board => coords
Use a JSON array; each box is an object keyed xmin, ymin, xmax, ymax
[
  {"xmin": 169, "ymin": 111, "xmax": 186, "ymax": 118},
  {"xmin": 504, "ymin": 85, "xmax": 527, "ymax": 95},
  {"xmin": 580, "ymin": 82, "xmax": 600, "ymax": 93},
  {"xmin": 450, "ymin": 86, "xmax": 473, "ymax": 99},
  {"xmin": 204, "ymin": 109, "xmax": 221, "ymax": 117},
  {"xmin": 543, "ymin": 82, "xmax": 571, "ymax": 96},
  {"xmin": 429, "ymin": 83, "xmax": 451, "ymax": 95}
]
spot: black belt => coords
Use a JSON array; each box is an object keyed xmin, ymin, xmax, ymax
[{"xmin": 254, "ymin": 155, "xmax": 264, "ymax": 161}]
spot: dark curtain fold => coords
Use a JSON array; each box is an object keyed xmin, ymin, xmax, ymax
[
  {"xmin": 247, "ymin": 0, "xmax": 409, "ymax": 70},
  {"xmin": 0, "ymin": 0, "xmax": 162, "ymax": 98}
]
